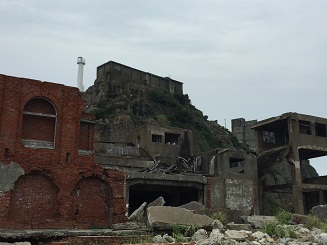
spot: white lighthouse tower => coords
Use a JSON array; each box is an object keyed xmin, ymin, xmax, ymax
[{"xmin": 77, "ymin": 57, "xmax": 86, "ymax": 92}]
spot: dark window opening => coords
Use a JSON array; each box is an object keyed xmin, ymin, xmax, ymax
[
  {"xmin": 21, "ymin": 97, "xmax": 56, "ymax": 148},
  {"xmin": 299, "ymin": 120, "xmax": 312, "ymax": 135},
  {"xmin": 152, "ymin": 134, "xmax": 162, "ymax": 143},
  {"xmin": 79, "ymin": 121, "xmax": 92, "ymax": 151},
  {"xmin": 263, "ymin": 131, "xmax": 276, "ymax": 144},
  {"xmin": 165, "ymin": 133, "xmax": 179, "ymax": 145},
  {"xmin": 229, "ymin": 157, "xmax": 245, "ymax": 173},
  {"xmin": 4, "ymin": 148, "xmax": 10, "ymax": 158},
  {"xmin": 66, "ymin": 153, "xmax": 71, "ymax": 163},
  {"xmin": 316, "ymin": 123, "xmax": 327, "ymax": 137},
  {"xmin": 136, "ymin": 135, "xmax": 141, "ymax": 146}
]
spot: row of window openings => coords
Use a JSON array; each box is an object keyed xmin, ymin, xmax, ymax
[
  {"xmin": 151, "ymin": 133, "xmax": 180, "ymax": 145},
  {"xmin": 262, "ymin": 121, "xmax": 327, "ymax": 144},
  {"xmin": 299, "ymin": 120, "xmax": 327, "ymax": 137}
]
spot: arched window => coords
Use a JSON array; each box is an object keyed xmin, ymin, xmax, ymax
[{"xmin": 21, "ymin": 97, "xmax": 57, "ymax": 148}]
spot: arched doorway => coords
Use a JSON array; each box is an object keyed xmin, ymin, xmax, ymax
[{"xmin": 72, "ymin": 177, "xmax": 111, "ymax": 227}]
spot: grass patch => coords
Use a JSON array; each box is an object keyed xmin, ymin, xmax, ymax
[
  {"xmin": 264, "ymin": 222, "xmax": 287, "ymax": 238},
  {"xmin": 276, "ymin": 210, "xmax": 292, "ymax": 225},
  {"xmin": 209, "ymin": 211, "xmax": 229, "ymax": 225},
  {"xmin": 304, "ymin": 214, "xmax": 323, "ymax": 230},
  {"xmin": 172, "ymin": 224, "xmax": 196, "ymax": 242}
]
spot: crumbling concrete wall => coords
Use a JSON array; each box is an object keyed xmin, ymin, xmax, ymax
[
  {"xmin": 231, "ymin": 118, "xmax": 257, "ymax": 152},
  {"xmin": 0, "ymin": 74, "xmax": 127, "ymax": 229},
  {"xmin": 203, "ymin": 149, "xmax": 258, "ymax": 221}
]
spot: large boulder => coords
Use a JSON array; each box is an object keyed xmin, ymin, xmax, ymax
[
  {"xmin": 147, "ymin": 206, "xmax": 214, "ymax": 230},
  {"xmin": 311, "ymin": 205, "xmax": 327, "ymax": 221}
]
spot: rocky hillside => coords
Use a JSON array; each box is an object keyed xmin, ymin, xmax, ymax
[{"xmin": 83, "ymin": 71, "xmax": 240, "ymax": 154}]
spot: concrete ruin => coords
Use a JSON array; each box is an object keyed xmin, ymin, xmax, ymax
[
  {"xmin": 252, "ymin": 112, "xmax": 327, "ymax": 214},
  {"xmin": 6, "ymin": 61, "xmax": 325, "ymax": 231},
  {"xmin": 96, "ymin": 61, "xmax": 183, "ymax": 95}
]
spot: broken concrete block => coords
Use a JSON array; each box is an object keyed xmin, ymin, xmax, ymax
[
  {"xmin": 128, "ymin": 202, "xmax": 146, "ymax": 221},
  {"xmin": 192, "ymin": 229, "xmax": 208, "ymax": 241},
  {"xmin": 111, "ymin": 221, "xmax": 147, "ymax": 230},
  {"xmin": 225, "ymin": 230, "xmax": 246, "ymax": 241},
  {"xmin": 311, "ymin": 205, "xmax": 327, "ymax": 222},
  {"xmin": 179, "ymin": 201, "xmax": 206, "ymax": 214},
  {"xmin": 292, "ymin": 213, "xmax": 307, "ymax": 224},
  {"xmin": 153, "ymin": 234, "xmax": 165, "ymax": 243},
  {"xmin": 147, "ymin": 196, "xmax": 165, "ymax": 208},
  {"xmin": 211, "ymin": 219, "xmax": 224, "ymax": 230},
  {"xmin": 251, "ymin": 231, "xmax": 266, "ymax": 241},
  {"xmin": 147, "ymin": 206, "xmax": 214, "ymax": 230},
  {"xmin": 241, "ymin": 215, "xmax": 277, "ymax": 228},
  {"xmin": 163, "ymin": 234, "xmax": 176, "ymax": 243},
  {"xmin": 209, "ymin": 228, "xmax": 224, "ymax": 242},
  {"xmin": 226, "ymin": 222, "xmax": 252, "ymax": 231}
]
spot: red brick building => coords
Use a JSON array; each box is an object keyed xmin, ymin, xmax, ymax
[{"xmin": 0, "ymin": 74, "xmax": 126, "ymax": 229}]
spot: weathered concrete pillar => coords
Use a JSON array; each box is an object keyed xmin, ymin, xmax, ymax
[
  {"xmin": 319, "ymin": 191, "xmax": 324, "ymax": 205},
  {"xmin": 290, "ymin": 159, "xmax": 304, "ymax": 214}
]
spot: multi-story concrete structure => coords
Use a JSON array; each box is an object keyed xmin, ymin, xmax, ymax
[
  {"xmin": 96, "ymin": 61, "xmax": 183, "ymax": 94},
  {"xmin": 0, "ymin": 74, "xmax": 126, "ymax": 229},
  {"xmin": 252, "ymin": 112, "xmax": 327, "ymax": 214},
  {"xmin": 126, "ymin": 125, "xmax": 193, "ymax": 166}
]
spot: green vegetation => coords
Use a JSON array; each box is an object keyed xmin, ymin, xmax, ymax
[
  {"xmin": 304, "ymin": 214, "xmax": 323, "ymax": 230},
  {"xmin": 147, "ymin": 89, "xmax": 240, "ymax": 152},
  {"xmin": 266, "ymin": 197, "xmax": 284, "ymax": 215},
  {"xmin": 263, "ymin": 210, "xmax": 327, "ymax": 239},
  {"xmin": 172, "ymin": 224, "xmax": 196, "ymax": 242},
  {"xmin": 276, "ymin": 210, "xmax": 292, "ymax": 225},
  {"xmin": 264, "ymin": 221, "xmax": 287, "ymax": 238},
  {"xmin": 209, "ymin": 211, "xmax": 229, "ymax": 225}
]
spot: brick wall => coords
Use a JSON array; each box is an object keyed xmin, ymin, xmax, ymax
[{"xmin": 0, "ymin": 74, "xmax": 127, "ymax": 229}]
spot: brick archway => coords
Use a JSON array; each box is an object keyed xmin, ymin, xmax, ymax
[
  {"xmin": 9, "ymin": 174, "xmax": 58, "ymax": 228},
  {"xmin": 72, "ymin": 177, "xmax": 112, "ymax": 227}
]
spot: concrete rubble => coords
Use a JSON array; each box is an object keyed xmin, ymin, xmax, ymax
[
  {"xmin": 147, "ymin": 206, "xmax": 214, "ymax": 230},
  {"xmin": 188, "ymin": 225, "xmax": 327, "ymax": 245},
  {"xmin": 241, "ymin": 216, "xmax": 277, "ymax": 228},
  {"xmin": 311, "ymin": 205, "xmax": 327, "ymax": 222},
  {"xmin": 179, "ymin": 201, "xmax": 206, "ymax": 214}
]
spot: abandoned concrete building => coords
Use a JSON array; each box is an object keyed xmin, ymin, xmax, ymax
[
  {"xmin": 233, "ymin": 113, "xmax": 327, "ymax": 215},
  {"xmin": 0, "ymin": 61, "xmax": 260, "ymax": 229},
  {"xmin": 96, "ymin": 60, "xmax": 183, "ymax": 95},
  {"xmin": 3, "ymin": 60, "xmax": 327, "ymax": 231}
]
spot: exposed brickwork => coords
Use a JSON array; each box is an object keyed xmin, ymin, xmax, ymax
[{"xmin": 0, "ymin": 74, "xmax": 127, "ymax": 229}]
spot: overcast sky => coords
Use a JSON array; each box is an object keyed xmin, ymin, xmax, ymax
[{"xmin": 1, "ymin": 0, "xmax": 327, "ymax": 174}]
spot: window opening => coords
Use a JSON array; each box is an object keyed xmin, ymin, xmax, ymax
[
  {"xmin": 79, "ymin": 121, "xmax": 91, "ymax": 151},
  {"xmin": 315, "ymin": 123, "xmax": 327, "ymax": 137},
  {"xmin": 263, "ymin": 131, "xmax": 276, "ymax": 144},
  {"xmin": 152, "ymin": 134, "xmax": 162, "ymax": 143},
  {"xmin": 299, "ymin": 120, "xmax": 312, "ymax": 135},
  {"xmin": 66, "ymin": 153, "xmax": 71, "ymax": 163},
  {"xmin": 165, "ymin": 133, "xmax": 179, "ymax": 145},
  {"xmin": 21, "ymin": 97, "xmax": 56, "ymax": 148},
  {"xmin": 136, "ymin": 135, "xmax": 141, "ymax": 146},
  {"xmin": 229, "ymin": 157, "xmax": 245, "ymax": 173}
]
